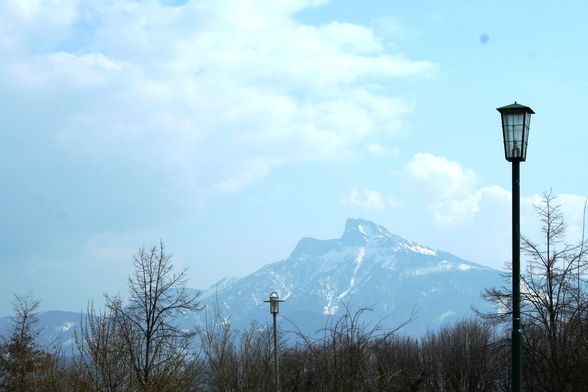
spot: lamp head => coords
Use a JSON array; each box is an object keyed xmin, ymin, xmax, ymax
[
  {"xmin": 497, "ymin": 102, "xmax": 534, "ymax": 162},
  {"xmin": 264, "ymin": 291, "xmax": 283, "ymax": 314}
]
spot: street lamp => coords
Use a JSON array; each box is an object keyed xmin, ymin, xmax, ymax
[
  {"xmin": 497, "ymin": 101, "xmax": 534, "ymax": 392},
  {"xmin": 264, "ymin": 292, "xmax": 284, "ymax": 391}
]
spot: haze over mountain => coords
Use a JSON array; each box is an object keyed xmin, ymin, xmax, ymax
[{"xmin": 0, "ymin": 219, "xmax": 503, "ymax": 346}]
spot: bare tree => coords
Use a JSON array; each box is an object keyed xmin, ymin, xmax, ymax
[
  {"xmin": 199, "ymin": 307, "xmax": 237, "ymax": 391},
  {"xmin": 278, "ymin": 304, "xmax": 416, "ymax": 391},
  {"xmin": 106, "ymin": 241, "xmax": 201, "ymax": 391},
  {"xmin": 73, "ymin": 302, "xmax": 133, "ymax": 391},
  {"xmin": 481, "ymin": 191, "xmax": 588, "ymax": 391},
  {"xmin": 421, "ymin": 318, "xmax": 502, "ymax": 392},
  {"xmin": 371, "ymin": 335, "xmax": 427, "ymax": 391},
  {"xmin": 198, "ymin": 298, "xmax": 275, "ymax": 391},
  {"xmin": 0, "ymin": 294, "xmax": 55, "ymax": 391}
]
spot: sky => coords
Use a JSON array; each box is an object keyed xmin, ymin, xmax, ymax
[{"xmin": 1, "ymin": 0, "xmax": 588, "ymax": 316}]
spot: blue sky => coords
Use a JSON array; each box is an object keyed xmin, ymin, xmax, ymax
[{"xmin": 1, "ymin": 0, "xmax": 588, "ymax": 315}]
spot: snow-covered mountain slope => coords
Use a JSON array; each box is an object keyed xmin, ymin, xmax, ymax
[{"xmin": 193, "ymin": 218, "xmax": 503, "ymax": 337}]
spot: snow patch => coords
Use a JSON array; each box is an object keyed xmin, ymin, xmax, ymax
[
  {"xmin": 320, "ymin": 278, "xmax": 338, "ymax": 315},
  {"xmin": 338, "ymin": 247, "xmax": 366, "ymax": 300},
  {"xmin": 410, "ymin": 262, "xmax": 453, "ymax": 276},
  {"xmin": 406, "ymin": 244, "xmax": 436, "ymax": 255},
  {"xmin": 58, "ymin": 322, "xmax": 74, "ymax": 333},
  {"xmin": 457, "ymin": 263, "xmax": 472, "ymax": 271},
  {"xmin": 269, "ymin": 271, "xmax": 292, "ymax": 300},
  {"xmin": 399, "ymin": 242, "xmax": 436, "ymax": 256}
]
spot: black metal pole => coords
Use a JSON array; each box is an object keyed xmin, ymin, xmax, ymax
[
  {"xmin": 512, "ymin": 160, "xmax": 522, "ymax": 392},
  {"xmin": 272, "ymin": 311, "xmax": 279, "ymax": 392}
]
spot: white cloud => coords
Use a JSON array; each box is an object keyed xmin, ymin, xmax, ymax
[
  {"xmin": 0, "ymin": 0, "xmax": 437, "ymax": 197},
  {"xmin": 0, "ymin": 1, "xmax": 439, "ymax": 311},
  {"xmin": 0, "ymin": 1, "xmax": 78, "ymax": 61},
  {"xmin": 211, "ymin": 156, "xmax": 281, "ymax": 193},
  {"xmin": 8, "ymin": 52, "xmax": 123, "ymax": 88},
  {"xmin": 406, "ymin": 153, "xmax": 478, "ymax": 199},
  {"xmin": 405, "ymin": 153, "xmax": 481, "ymax": 224},
  {"xmin": 373, "ymin": 16, "xmax": 410, "ymax": 41},
  {"xmin": 366, "ymin": 143, "xmax": 385, "ymax": 156},
  {"xmin": 528, "ymin": 193, "xmax": 588, "ymax": 244},
  {"xmin": 558, "ymin": 193, "xmax": 588, "ymax": 224},
  {"xmin": 481, "ymin": 185, "xmax": 511, "ymax": 202},
  {"xmin": 403, "ymin": 152, "xmax": 588, "ymax": 250},
  {"xmin": 344, "ymin": 188, "xmax": 399, "ymax": 210}
]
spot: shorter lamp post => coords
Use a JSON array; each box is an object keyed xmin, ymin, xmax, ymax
[
  {"xmin": 497, "ymin": 101, "xmax": 534, "ymax": 392},
  {"xmin": 265, "ymin": 292, "xmax": 284, "ymax": 391}
]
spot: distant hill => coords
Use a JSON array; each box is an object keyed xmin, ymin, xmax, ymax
[{"xmin": 0, "ymin": 310, "xmax": 82, "ymax": 352}]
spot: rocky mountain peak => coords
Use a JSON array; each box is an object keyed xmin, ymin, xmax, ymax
[{"xmin": 341, "ymin": 218, "xmax": 393, "ymax": 245}]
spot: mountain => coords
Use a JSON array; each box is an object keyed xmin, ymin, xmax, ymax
[
  {"xmin": 192, "ymin": 218, "xmax": 503, "ymax": 337},
  {"xmin": 0, "ymin": 218, "xmax": 504, "ymax": 346},
  {"xmin": 0, "ymin": 310, "xmax": 82, "ymax": 352}
]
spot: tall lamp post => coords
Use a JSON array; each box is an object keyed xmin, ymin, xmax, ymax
[
  {"xmin": 265, "ymin": 292, "xmax": 284, "ymax": 391},
  {"xmin": 497, "ymin": 102, "xmax": 534, "ymax": 392}
]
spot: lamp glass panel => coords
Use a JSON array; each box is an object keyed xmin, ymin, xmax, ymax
[
  {"xmin": 502, "ymin": 112, "xmax": 525, "ymax": 160},
  {"xmin": 270, "ymin": 299, "xmax": 279, "ymax": 313},
  {"xmin": 521, "ymin": 112, "xmax": 531, "ymax": 159}
]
